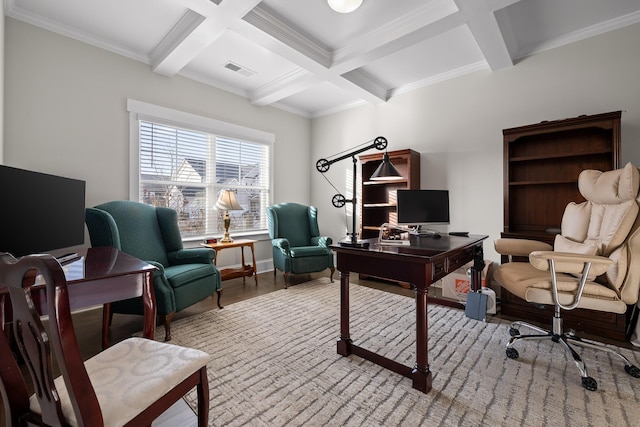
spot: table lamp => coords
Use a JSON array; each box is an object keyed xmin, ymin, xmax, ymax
[
  {"xmin": 215, "ymin": 189, "xmax": 243, "ymax": 243},
  {"xmin": 316, "ymin": 136, "xmax": 403, "ymax": 248}
]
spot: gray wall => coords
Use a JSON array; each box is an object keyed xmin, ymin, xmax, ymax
[
  {"xmin": 311, "ymin": 22, "xmax": 640, "ymax": 262},
  {"xmin": 3, "ymin": 18, "xmax": 311, "ymax": 269}
]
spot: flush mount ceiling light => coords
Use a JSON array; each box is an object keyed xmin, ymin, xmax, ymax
[{"xmin": 328, "ymin": 0, "xmax": 363, "ymax": 13}]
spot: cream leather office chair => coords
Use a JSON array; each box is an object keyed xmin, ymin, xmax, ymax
[{"xmin": 494, "ymin": 162, "xmax": 640, "ymax": 391}]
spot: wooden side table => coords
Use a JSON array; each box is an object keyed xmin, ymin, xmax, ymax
[{"xmin": 202, "ymin": 239, "xmax": 258, "ymax": 285}]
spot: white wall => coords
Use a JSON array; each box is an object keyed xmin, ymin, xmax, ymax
[
  {"xmin": 311, "ymin": 22, "xmax": 640, "ymax": 262},
  {"xmin": 4, "ymin": 18, "xmax": 311, "ymax": 267}
]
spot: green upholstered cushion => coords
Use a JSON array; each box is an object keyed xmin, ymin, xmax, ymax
[
  {"xmin": 165, "ymin": 263, "xmax": 217, "ymax": 289},
  {"xmin": 93, "ymin": 201, "xmax": 169, "ymax": 266},
  {"xmin": 267, "ymin": 202, "xmax": 314, "ymax": 247},
  {"xmin": 289, "ymin": 246, "xmax": 332, "ymax": 257}
]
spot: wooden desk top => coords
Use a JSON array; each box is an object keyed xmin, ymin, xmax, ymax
[
  {"xmin": 332, "ymin": 235, "xmax": 488, "ymax": 259},
  {"xmin": 201, "ymin": 239, "xmax": 257, "ymax": 250},
  {"xmin": 63, "ymin": 246, "xmax": 157, "ymax": 282}
]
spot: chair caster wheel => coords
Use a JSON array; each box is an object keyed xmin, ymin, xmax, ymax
[
  {"xmin": 506, "ymin": 347, "xmax": 519, "ymax": 359},
  {"xmin": 509, "ymin": 327, "xmax": 520, "ymax": 337},
  {"xmin": 625, "ymin": 364, "xmax": 640, "ymax": 378},
  {"xmin": 582, "ymin": 376, "xmax": 597, "ymax": 391}
]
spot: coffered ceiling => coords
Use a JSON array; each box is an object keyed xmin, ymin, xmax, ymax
[{"xmin": 6, "ymin": 0, "xmax": 640, "ymax": 118}]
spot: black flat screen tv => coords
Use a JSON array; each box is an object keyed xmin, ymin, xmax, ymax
[
  {"xmin": 396, "ymin": 189, "xmax": 450, "ymax": 227},
  {"xmin": 0, "ymin": 165, "xmax": 86, "ymax": 257}
]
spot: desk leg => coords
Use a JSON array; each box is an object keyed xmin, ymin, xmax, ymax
[
  {"xmin": 141, "ymin": 271, "xmax": 156, "ymax": 341},
  {"xmin": 412, "ymin": 286, "xmax": 433, "ymax": 393},
  {"xmin": 336, "ymin": 270, "xmax": 352, "ymax": 356},
  {"xmin": 101, "ymin": 303, "xmax": 111, "ymax": 349}
]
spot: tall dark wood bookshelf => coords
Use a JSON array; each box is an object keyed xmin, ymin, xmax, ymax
[
  {"xmin": 359, "ymin": 149, "xmax": 420, "ymax": 240},
  {"xmin": 500, "ymin": 111, "xmax": 625, "ymax": 340},
  {"xmin": 502, "ymin": 111, "xmax": 621, "ymax": 245}
]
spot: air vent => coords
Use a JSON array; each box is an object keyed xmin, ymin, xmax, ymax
[{"xmin": 223, "ymin": 61, "xmax": 255, "ymax": 77}]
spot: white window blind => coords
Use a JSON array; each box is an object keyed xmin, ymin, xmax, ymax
[{"xmin": 129, "ymin": 100, "xmax": 273, "ymax": 240}]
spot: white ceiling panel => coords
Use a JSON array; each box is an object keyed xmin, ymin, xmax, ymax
[
  {"xmin": 184, "ymin": 30, "xmax": 301, "ymax": 93},
  {"xmin": 361, "ymin": 25, "xmax": 486, "ymax": 91}
]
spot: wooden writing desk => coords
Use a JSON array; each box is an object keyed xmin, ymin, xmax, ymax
[
  {"xmin": 331, "ymin": 234, "xmax": 487, "ymax": 393},
  {"xmin": 0, "ymin": 247, "xmax": 157, "ymax": 348}
]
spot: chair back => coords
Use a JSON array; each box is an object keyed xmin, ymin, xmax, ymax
[
  {"xmin": 87, "ymin": 200, "xmax": 171, "ymax": 266},
  {"xmin": 0, "ymin": 252, "xmax": 103, "ymax": 426},
  {"xmin": 556, "ymin": 162, "xmax": 640, "ymax": 303},
  {"xmin": 267, "ymin": 202, "xmax": 320, "ymax": 247}
]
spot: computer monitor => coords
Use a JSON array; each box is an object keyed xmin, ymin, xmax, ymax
[
  {"xmin": 0, "ymin": 165, "xmax": 86, "ymax": 257},
  {"xmin": 396, "ymin": 189, "xmax": 450, "ymax": 228}
]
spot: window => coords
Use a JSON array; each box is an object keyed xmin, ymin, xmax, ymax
[{"xmin": 128, "ymin": 99, "xmax": 273, "ymax": 240}]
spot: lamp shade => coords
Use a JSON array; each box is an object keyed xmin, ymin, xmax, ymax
[
  {"xmin": 370, "ymin": 152, "xmax": 403, "ymax": 180},
  {"xmin": 215, "ymin": 189, "xmax": 243, "ymax": 211},
  {"xmin": 328, "ymin": 0, "xmax": 363, "ymax": 13}
]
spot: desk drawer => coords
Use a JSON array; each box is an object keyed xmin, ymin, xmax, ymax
[
  {"xmin": 447, "ymin": 248, "xmax": 475, "ymax": 272},
  {"xmin": 432, "ymin": 259, "xmax": 447, "ymax": 279}
]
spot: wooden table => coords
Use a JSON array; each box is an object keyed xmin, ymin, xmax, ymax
[
  {"xmin": 331, "ymin": 234, "xmax": 488, "ymax": 393},
  {"xmin": 202, "ymin": 239, "xmax": 258, "ymax": 285},
  {"xmin": 0, "ymin": 247, "xmax": 157, "ymax": 349}
]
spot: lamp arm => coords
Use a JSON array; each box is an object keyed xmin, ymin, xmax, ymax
[{"xmin": 316, "ymin": 136, "xmax": 387, "ymax": 172}]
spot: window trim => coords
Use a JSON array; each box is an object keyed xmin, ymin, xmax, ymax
[{"xmin": 127, "ymin": 99, "xmax": 275, "ymax": 240}]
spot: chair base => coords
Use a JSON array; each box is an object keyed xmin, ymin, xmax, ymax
[{"xmin": 505, "ymin": 320, "xmax": 640, "ymax": 391}]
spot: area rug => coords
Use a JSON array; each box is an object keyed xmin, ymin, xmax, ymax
[{"xmin": 152, "ymin": 278, "xmax": 640, "ymax": 426}]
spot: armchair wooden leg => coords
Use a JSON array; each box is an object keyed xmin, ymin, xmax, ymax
[
  {"xmin": 163, "ymin": 312, "xmax": 176, "ymax": 341},
  {"xmin": 216, "ymin": 289, "xmax": 223, "ymax": 309},
  {"xmin": 284, "ymin": 272, "xmax": 290, "ymax": 289},
  {"xmin": 329, "ymin": 267, "xmax": 335, "ymax": 282}
]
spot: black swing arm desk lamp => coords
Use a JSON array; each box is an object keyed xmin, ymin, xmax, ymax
[{"xmin": 316, "ymin": 136, "xmax": 402, "ymax": 248}]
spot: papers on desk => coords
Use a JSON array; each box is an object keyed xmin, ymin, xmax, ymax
[{"xmin": 378, "ymin": 223, "xmax": 412, "ymax": 245}]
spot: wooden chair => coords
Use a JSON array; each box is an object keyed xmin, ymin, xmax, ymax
[{"xmin": 0, "ymin": 252, "xmax": 211, "ymax": 426}]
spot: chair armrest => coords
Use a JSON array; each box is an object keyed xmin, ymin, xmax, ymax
[
  {"xmin": 529, "ymin": 250, "xmax": 613, "ymax": 277},
  {"xmin": 529, "ymin": 250, "xmax": 614, "ymax": 311},
  {"xmin": 311, "ymin": 236, "xmax": 333, "ymax": 247},
  {"xmin": 144, "ymin": 261, "xmax": 178, "ymax": 314},
  {"xmin": 271, "ymin": 238, "xmax": 291, "ymax": 255},
  {"xmin": 494, "ymin": 238, "xmax": 552, "ymax": 257},
  {"xmin": 167, "ymin": 248, "xmax": 215, "ymax": 265}
]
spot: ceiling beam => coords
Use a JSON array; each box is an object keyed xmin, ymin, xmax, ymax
[
  {"xmin": 152, "ymin": 0, "xmax": 519, "ymax": 107},
  {"xmin": 150, "ymin": 0, "xmax": 262, "ymax": 76},
  {"xmin": 456, "ymin": 0, "xmax": 514, "ymax": 70}
]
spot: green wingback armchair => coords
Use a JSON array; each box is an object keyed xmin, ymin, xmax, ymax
[
  {"xmin": 85, "ymin": 200, "xmax": 221, "ymax": 341},
  {"xmin": 266, "ymin": 202, "xmax": 334, "ymax": 287}
]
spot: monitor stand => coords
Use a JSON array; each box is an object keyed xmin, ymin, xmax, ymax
[{"xmin": 412, "ymin": 226, "xmax": 441, "ymax": 238}]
